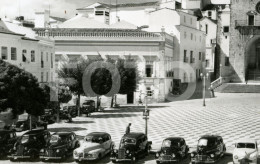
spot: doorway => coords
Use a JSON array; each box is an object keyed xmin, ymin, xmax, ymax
[{"xmin": 127, "ymin": 92, "xmax": 134, "ymax": 104}]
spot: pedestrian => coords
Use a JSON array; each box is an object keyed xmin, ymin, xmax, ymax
[
  {"xmin": 209, "ymin": 85, "xmax": 215, "ymax": 98},
  {"xmin": 125, "ymin": 123, "xmax": 131, "ymax": 134}
]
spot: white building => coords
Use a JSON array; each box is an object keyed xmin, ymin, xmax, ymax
[{"xmin": 0, "ymin": 19, "xmax": 55, "ymax": 83}]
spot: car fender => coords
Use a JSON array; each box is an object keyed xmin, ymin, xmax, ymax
[
  {"xmin": 88, "ymin": 148, "xmax": 106, "ymax": 157},
  {"xmin": 110, "ymin": 141, "xmax": 115, "ymax": 149}
]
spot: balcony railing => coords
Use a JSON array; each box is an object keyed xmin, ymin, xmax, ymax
[{"xmin": 235, "ymin": 20, "xmax": 260, "ymax": 27}]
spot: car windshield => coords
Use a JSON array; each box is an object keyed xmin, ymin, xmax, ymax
[
  {"xmin": 21, "ymin": 135, "xmax": 30, "ymax": 144},
  {"xmin": 237, "ymin": 143, "xmax": 255, "ymax": 149},
  {"xmin": 50, "ymin": 135, "xmax": 60, "ymax": 143},
  {"xmin": 162, "ymin": 140, "xmax": 180, "ymax": 147},
  {"xmin": 85, "ymin": 136, "xmax": 102, "ymax": 143},
  {"xmin": 121, "ymin": 138, "xmax": 136, "ymax": 145},
  {"xmin": 198, "ymin": 139, "xmax": 208, "ymax": 146}
]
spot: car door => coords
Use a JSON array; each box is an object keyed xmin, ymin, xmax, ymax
[
  {"xmin": 180, "ymin": 139, "xmax": 186, "ymax": 157},
  {"xmin": 103, "ymin": 135, "xmax": 110, "ymax": 150},
  {"xmin": 139, "ymin": 136, "xmax": 146, "ymax": 152}
]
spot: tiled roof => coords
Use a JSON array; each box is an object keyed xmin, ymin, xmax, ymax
[
  {"xmin": 0, "ymin": 26, "xmax": 24, "ymax": 36},
  {"xmin": 50, "ymin": 16, "xmax": 67, "ymax": 22}
]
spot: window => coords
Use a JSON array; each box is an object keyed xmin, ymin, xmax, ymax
[
  {"xmin": 146, "ymin": 87, "xmax": 153, "ymax": 97},
  {"xmin": 31, "ymin": 50, "xmax": 35, "ymax": 62},
  {"xmin": 248, "ymin": 15, "xmax": 255, "ymax": 26},
  {"xmin": 199, "ymin": 52, "xmax": 202, "ymax": 60},
  {"xmin": 225, "ymin": 57, "xmax": 230, "ymax": 66},
  {"xmin": 184, "ymin": 50, "xmax": 187, "ymax": 62},
  {"xmin": 208, "ymin": 11, "xmax": 212, "ymax": 19},
  {"xmin": 191, "ymin": 33, "xmax": 193, "ymax": 40},
  {"xmin": 206, "ymin": 24, "xmax": 208, "ymax": 34},
  {"xmin": 51, "ymin": 53, "xmax": 53, "ymax": 68},
  {"xmin": 184, "ymin": 31, "xmax": 187, "ymax": 38},
  {"xmin": 95, "ymin": 11, "xmax": 104, "ymax": 15},
  {"xmin": 41, "ymin": 52, "xmax": 44, "ymax": 68},
  {"xmin": 145, "ymin": 64, "xmax": 153, "ymax": 77},
  {"xmin": 22, "ymin": 49, "xmax": 27, "ymax": 62},
  {"xmin": 190, "ymin": 51, "xmax": 194, "ymax": 63},
  {"xmin": 41, "ymin": 72, "xmax": 44, "ymax": 82},
  {"xmin": 223, "ymin": 26, "xmax": 229, "ymax": 33},
  {"xmin": 46, "ymin": 72, "xmax": 49, "ymax": 82},
  {"xmin": 206, "ymin": 60, "xmax": 209, "ymax": 67},
  {"xmin": 11, "ymin": 47, "xmax": 17, "ymax": 60},
  {"xmin": 1, "ymin": 47, "xmax": 8, "ymax": 60},
  {"xmin": 105, "ymin": 11, "xmax": 109, "ymax": 16}
]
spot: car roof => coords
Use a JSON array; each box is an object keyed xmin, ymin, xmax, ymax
[
  {"xmin": 0, "ymin": 130, "xmax": 13, "ymax": 135},
  {"xmin": 123, "ymin": 132, "xmax": 145, "ymax": 139},
  {"xmin": 164, "ymin": 137, "xmax": 183, "ymax": 141},
  {"xmin": 86, "ymin": 132, "xmax": 109, "ymax": 137},
  {"xmin": 24, "ymin": 129, "xmax": 47, "ymax": 135},
  {"xmin": 200, "ymin": 135, "xmax": 220, "ymax": 139},
  {"xmin": 236, "ymin": 138, "xmax": 256, "ymax": 144},
  {"xmin": 53, "ymin": 132, "xmax": 73, "ymax": 136}
]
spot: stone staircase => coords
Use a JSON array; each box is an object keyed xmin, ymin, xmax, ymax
[{"xmin": 215, "ymin": 83, "xmax": 260, "ymax": 93}]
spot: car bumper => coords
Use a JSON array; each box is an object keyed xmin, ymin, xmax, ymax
[
  {"xmin": 40, "ymin": 156, "xmax": 62, "ymax": 160},
  {"xmin": 110, "ymin": 157, "xmax": 132, "ymax": 162},
  {"xmin": 8, "ymin": 155, "xmax": 31, "ymax": 159},
  {"xmin": 190, "ymin": 159, "xmax": 215, "ymax": 163},
  {"xmin": 74, "ymin": 156, "xmax": 98, "ymax": 161},
  {"xmin": 156, "ymin": 159, "xmax": 178, "ymax": 163},
  {"xmin": 233, "ymin": 158, "xmax": 256, "ymax": 164}
]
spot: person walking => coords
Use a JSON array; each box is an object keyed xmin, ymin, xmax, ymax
[{"xmin": 125, "ymin": 123, "xmax": 131, "ymax": 134}]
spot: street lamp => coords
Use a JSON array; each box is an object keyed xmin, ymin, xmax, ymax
[{"xmin": 200, "ymin": 73, "xmax": 209, "ymax": 106}]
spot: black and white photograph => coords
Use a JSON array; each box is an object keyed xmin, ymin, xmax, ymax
[{"xmin": 0, "ymin": 0, "xmax": 260, "ymax": 163}]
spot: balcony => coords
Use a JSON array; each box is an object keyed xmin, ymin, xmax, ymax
[{"xmin": 235, "ymin": 20, "xmax": 260, "ymax": 28}]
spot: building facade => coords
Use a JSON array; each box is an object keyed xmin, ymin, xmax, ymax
[{"xmin": 0, "ymin": 19, "xmax": 55, "ymax": 83}]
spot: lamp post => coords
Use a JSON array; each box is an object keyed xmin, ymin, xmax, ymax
[
  {"xmin": 200, "ymin": 73, "xmax": 209, "ymax": 106},
  {"xmin": 143, "ymin": 98, "xmax": 150, "ymax": 136}
]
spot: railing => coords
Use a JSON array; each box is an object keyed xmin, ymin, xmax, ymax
[
  {"xmin": 210, "ymin": 77, "xmax": 230, "ymax": 90},
  {"xmin": 235, "ymin": 20, "xmax": 260, "ymax": 27}
]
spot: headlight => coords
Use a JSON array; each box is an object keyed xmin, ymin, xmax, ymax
[
  {"xmin": 13, "ymin": 147, "xmax": 16, "ymax": 150},
  {"xmin": 126, "ymin": 150, "xmax": 130, "ymax": 154},
  {"xmin": 156, "ymin": 153, "xmax": 160, "ymax": 157},
  {"xmin": 129, "ymin": 153, "xmax": 132, "ymax": 156},
  {"xmin": 56, "ymin": 149, "xmax": 60, "ymax": 153},
  {"xmin": 24, "ymin": 147, "xmax": 27, "ymax": 150},
  {"xmin": 210, "ymin": 154, "xmax": 214, "ymax": 158},
  {"xmin": 114, "ymin": 149, "xmax": 118, "ymax": 153},
  {"xmin": 40, "ymin": 149, "xmax": 44, "ymax": 153},
  {"xmin": 172, "ymin": 153, "xmax": 175, "ymax": 158},
  {"xmin": 191, "ymin": 153, "xmax": 194, "ymax": 157},
  {"xmin": 234, "ymin": 155, "xmax": 238, "ymax": 159}
]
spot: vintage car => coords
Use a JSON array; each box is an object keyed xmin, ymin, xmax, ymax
[
  {"xmin": 110, "ymin": 132, "xmax": 152, "ymax": 163},
  {"xmin": 81, "ymin": 100, "xmax": 96, "ymax": 116},
  {"xmin": 8, "ymin": 129, "xmax": 51, "ymax": 161},
  {"xmin": 40, "ymin": 132, "xmax": 80, "ymax": 161},
  {"xmin": 63, "ymin": 105, "xmax": 77, "ymax": 118},
  {"xmin": 0, "ymin": 130, "xmax": 17, "ymax": 158},
  {"xmin": 11, "ymin": 120, "xmax": 36, "ymax": 132},
  {"xmin": 73, "ymin": 132, "xmax": 114, "ymax": 162},
  {"xmin": 190, "ymin": 135, "xmax": 226, "ymax": 164},
  {"xmin": 40, "ymin": 109, "xmax": 57, "ymax": 124},
  {"xmin": 233, "ymin": 138, "xmax": 258, "ymax": 164},
  {"xmin": 155, "ymin": 137, "xmax": 189, "ymax": 163}
]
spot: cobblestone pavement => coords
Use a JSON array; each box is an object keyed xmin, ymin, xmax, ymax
[{"xmin": 3, "ymin": 92, "xmax": 260, "ymax": 163}]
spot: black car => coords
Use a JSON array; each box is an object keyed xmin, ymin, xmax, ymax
[
  {"xmin": 110, "ymin": 132, "xmax": 152, "ymax": 163},
  {"xmin": 40, "ymin": 132, "xmax": 79, "ymax": 161},
  {"xmin": 8, "ymin": 129, "xmax": 51, "ymax": 161},
  {"xmin": 81, "ymin": 100, "xmax": 96, "ymax": 116},
  {"xmin": 0, "ymin": 130, "xmax": 17, "ymax": 158},
  {"xmin": 40, "ymin": 109, "xmax": 57, "ymax": 124},
  {"xmin": 11, "ymin": 120, "xmax": 37, "ymax": 132},
  {"xmin": 190, "ymin": 135, "xmax": 226, "ymax": 164},
  {"xmin": 155, "ymin": 137, "xmax": 189, "ymax": 163}
]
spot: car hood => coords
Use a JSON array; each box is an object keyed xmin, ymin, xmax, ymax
[
  {"xmin": 119, "ymin": 144, "xmax": 136, "ymax": 151},
  {"xmin": 75, "ymin": 142, "xmax": 101, "ymax": 153},
  {"xmin": 233, "ymin": 148, "xmax": 257, "ymax": 158},
  {"xmin": 161, "ymin": 147, "xmax": 180, "ymax": 155},
  {"xmin": 47, "ymin": 142, "xmax": 66, "ymax": 149}
]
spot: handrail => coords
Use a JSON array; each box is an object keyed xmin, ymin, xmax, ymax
[{"xmin": 210, "ymin": 77, "xmax": 230, "ymax": 90}]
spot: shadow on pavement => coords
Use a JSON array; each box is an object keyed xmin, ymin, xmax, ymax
[
  {"xmin": 48, "ymin": 127, "xmax": 87, "ymax": 132},
  {"xmin": 91, "ymin": 114, "xmax": 140, "ymax": 119}
]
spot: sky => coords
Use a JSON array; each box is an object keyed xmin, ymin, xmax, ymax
[{"xmin": 0, "ymin": 0, "xmax": 157, "ymax": 20}]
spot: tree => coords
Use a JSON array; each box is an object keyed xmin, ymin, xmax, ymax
[
  {"xmin": 111, "ymin": 57, "xmax": 140, "ymax": 107},
  {"xmin": 0, "ymin": 60, "xmax": 48, "ymax": 117}
]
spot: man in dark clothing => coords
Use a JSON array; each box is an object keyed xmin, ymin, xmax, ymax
[{"xmin": 125, "ymin": 123, "xmax": 131, "ymax": 134}]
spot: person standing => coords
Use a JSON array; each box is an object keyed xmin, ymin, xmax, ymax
[{"xmin": 125, "ymin": 123, "xmax": 131, "ymax": 134}]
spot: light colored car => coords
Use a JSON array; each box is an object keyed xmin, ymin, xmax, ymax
[
  {"xmin": 233, "ymin": 138, "xmax": 258, "ymax": 164},
  {"xmin": 73, "ymin": 132, "xmax": 114, "ymax": 162}
]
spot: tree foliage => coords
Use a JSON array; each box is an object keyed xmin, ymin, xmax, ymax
[{"xmin": 0, "ymin": 60, "xmax": 47, "ymax": 116}]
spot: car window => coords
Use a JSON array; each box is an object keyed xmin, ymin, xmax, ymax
[
  {"xmin": 198, "ymin": 139, "xmax": 208, "ymax": 146},
  {"xmin": 121, "ymin": 138, "xmax": 136, "ymax": 144},
  {"xmin": 21, "ymin": 135, "xmax": 29, "ymax": 144},
  {"xmin": 162, "ymin": 140, "xmax": 171, "ymax": 147},
  {"xmin": 237, "ymin": 143, "xmax": 255, "ymax": 149}
]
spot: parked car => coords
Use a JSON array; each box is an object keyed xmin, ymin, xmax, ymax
[
  {"xmin": 11, "ymin": 120, "xmax": 36, "ymax": 132},
  {"xmin": 40, "ymin": 109, "xmax": 56, "ymax": 124},
  {"xmin": 233, "ymin": 138, "xmax": 258, "ymax": 164},
  {"xmin": 40, "ymin": 132, "xmax": 79, "ymax": 161},
  {"xmin": 155, "ymin": 137, "xmax": 189, "ymax": 163},
  {"xmin": 0, "ymin": 130, "xmax": 17, "ymax": 158},
  {"xmin": 81, "ymin": 100, "xmax": 96, "ymax": 116},
  {"xmin": 63, "ymin": 105, "xmax": 77, "ymax": 118},
  {"xmin": 8, "ymin": 129, "xmax": 51, "ymax": 161},
  {"xmin": 110, "ymin": 132, "xmax": 152, "ymax": 163},
  {"xmin": 190, "ymin": 135, "xmax": 226, "ymax": 164},
  {"xmin": 73, "ymin": 132, "xmax": 114, "ymax": 162}
]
